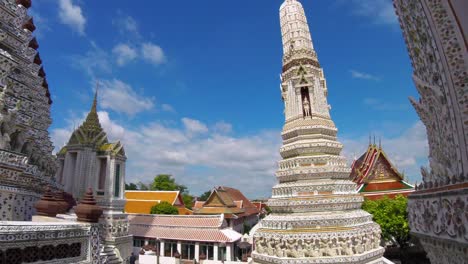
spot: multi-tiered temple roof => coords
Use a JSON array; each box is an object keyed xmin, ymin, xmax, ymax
[{"xmin": 350, "ymin": 143, "xmax": 414, "ymax": 200}]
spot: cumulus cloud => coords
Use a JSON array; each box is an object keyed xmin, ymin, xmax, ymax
[
  {"xmin": 58, "ymin": 0, "xmax": 86, "ymax": 35},
  {"xmin": 99, "ymin": 79, "xmax": 154, "ymax": 116},
  {"xmin": 142, "ymin": 43, "xmax": 166, "ymax": 65},
  {"xmin": 161, "ymin": 104, "xmax": 175, "ymax": 113},
  {"xmin": 113, "ymin": 13, "xmax": 139, "ymax": 36},
  {"xmin": 350, "ymin": 70, "xmax": 380, "ymax": 81},
  {"xmin": 341, "ymin": 121, "xmax": 429, "ymax": 183},
  {"xmin": 52, "ymin": 114, "xmax": 281, "ymax": 198},
  {"xmin": 72, "ymin": 41, "xmax": 112, "ymax": 77},
  {"xmin": 112, "ymin": 43, "xmax": 138, "ymax": 66},
  {"xmin": 182, "ymin": 118, "xmax": 209, "ymax": 135}
]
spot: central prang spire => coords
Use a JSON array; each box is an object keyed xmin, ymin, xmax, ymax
[
  {"xmin": 280, "ymin": 0, "xmax": 314, "ymax": 55},
  {"xmin": 251, "ymin": 1, "xmax": 386, "ymax": 263}
]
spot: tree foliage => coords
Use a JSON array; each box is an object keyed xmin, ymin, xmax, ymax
[
  {"xmin": 198, "ymin": 191, "xmax": 212, "ymax": 201},
  {"xmin": 362, "ymin": 195, "xmax": 410, "ymax": 247},
  {"xmin": 150, "ymin": 174, "xmax": 187, "ymax": 193},
  {"xmin": 127, "ymin": 175, "xmax": 193, "ymax": 209},
  {"xmin": 125, "ymin": 183, "xmax": 138, "ymax": 190},
  {"xmin": 150, "ymin": 201, "xmax": 179, "ymax": 215},
  {"xmin": 182, "ymin": 194, "xmax": 194, "ymax": 210}
]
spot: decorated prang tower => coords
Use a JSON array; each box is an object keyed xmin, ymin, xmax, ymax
[
  {"xmin": 0, "ymin": 0, "xmax": 59, "ymax": 221},
  {"xmin": 252, "ymin": 1, "xmax": 385, "ymax": 263}
]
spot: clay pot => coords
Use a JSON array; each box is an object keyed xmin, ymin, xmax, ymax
[
  {"xmin": 54, "ymin": 191, "xmax": 69, "ymax": 214},
  {"xmin": 34, "ymin": 188, "xmax": 58, "ymax": 217},
  {"xmin": 63, "ymin": 192, "xmax": 76, "ymax": 211},
  {"xmin": 75, "ymin": 188, "xmax": 103, "ymax": 223}
]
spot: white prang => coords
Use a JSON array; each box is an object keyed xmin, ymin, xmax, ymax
[{"xmin": 252, "ymin": 1, "xmax": 386, "ymax": 263}]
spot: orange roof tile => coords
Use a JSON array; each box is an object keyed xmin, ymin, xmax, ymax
[
  {"xmin": 124, "ymin": 191, "xmax": 186, "ymax": 215},
  {"xmin": 193, "ymin": 201, "xmax": 205, "ymax": 209},
  {"xmin": 125, "ymin": 191, "xmax": 180, "ymax": 203}
]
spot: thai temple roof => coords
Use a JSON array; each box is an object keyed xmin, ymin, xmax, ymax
[
  {"xmin": 128, "ymin": 214, "xmax": 242, "ymax": 243},
  {"xmin": 193, "ymin": 186, "xmax": 259, "ymax": 218},
  {"xmin": 350, "ymin": 143, "xmax": 414, "ymax": 199},
  {"xmin": 59, "ymin": 90, "xmax": 125, "ymax": 157},
  {"xmin": 125, "ymin": 191, "xmax": 192, "ymax": 215},
  {"xmin": 66, "ymin": 91, "xmax": 108, "ymax": 146}
]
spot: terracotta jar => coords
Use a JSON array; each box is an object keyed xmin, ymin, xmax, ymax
[
  {"xmin": 34, "ymin": 188, "xmax": 58, "ymax": 217},
  {"xmin": 63, "ymin": 192, "xmax": 76, "ymax": 211},
  {"xmin": 54, "ymin": 191, "xmax": 69, "ymax": 214},
  {"xmin": 75, "ymin": 188, "xmax": 103, "ymax": 223}
]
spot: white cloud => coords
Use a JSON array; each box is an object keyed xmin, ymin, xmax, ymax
[
  {"xmin": 161, "ymin": 104, "xmax": 175, "ymax": 113},
  {"xmin": 58, "ymin": 0, "xmax": 86, "ymax": 35},
  {"xmin": 350, "ymin": 70, "xmax": 380, "ymax": 81},
  {"xmin": 51, "ymin": 114, "xmax": 281, "ymax": 198},
  {"xmin": 346, "ymin": 0, "xmax": 398, "ymax": 25},
  {"xmin": 341, "ymin": 121, "xmax": 429, "ymax": 183},
  {"xmin": 98, "ymin": 79, "xmax": 154, "ymax": 116},
  {"xmin": 115, "ymin": 15, "xmax": 138, "ymax": 34},
  {"xmin": 73, "ymin": 41, "xmax": 112, "ymax": 77},
  {"xmin": 182, "ymin": 118, "xmax": 209, "ymax": 135},
  {"xmin": 112, "ymin": 43, "xmax": 137, "ymax": 66},
  {"xmin": 142, "ymin": 43, "xmax": 166, "ymax": 65}
]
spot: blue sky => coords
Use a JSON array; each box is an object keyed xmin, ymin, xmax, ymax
[{"xmin": 31, "ymin": 0, "xmax": 428, "ymax": 198}]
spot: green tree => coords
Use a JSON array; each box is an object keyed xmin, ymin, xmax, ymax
[
  {"xmin": 198, "ymin": 190, "xmax": 212, "ymax": 201},
  {"xmin": 125, "ymin": 182, "xmax": 138, "ymax": 190},
  {"xmin": 137, "ymin": 181, "xmax": 150, "ymax": 190},
  {"xmin": 150, "ymin": 174, "xmax": 187, "ymax": 193},
  {"xmin": 150, "ymin": 201, "xmax": 179, "ymax": 215},
  {"xmin": 362, "ymin": 195, "xmax": 410, "ymax": 247},
  {"xmin": 182, "ymin": 193, "xmax": 194, "ymax": 210}
]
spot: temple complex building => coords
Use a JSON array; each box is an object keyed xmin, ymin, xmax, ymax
[
  {"xmin": 252, "ymin": 1, "xmax": 386, "ymax": 263},
  {"xmin": 350, "ymin": 143, "xmax": 414, "ymax": 200},
  {"xmin": 125, "ymin": 190, "xmax": 193, "ymax": 215},
  {"xmin": 129, "ymin": 214, "xmax": 243, "ymax": 263},
  {"xmin": 393, "ymin": 0, "xmax": 468, "ymax": 263},
  {"xmin": 56, "ymin": 94, "xmax": 133, "ymax": 263},
  {"xmin": 0, "ymin": 0, "xmax": 59, "ymax": 221},
  {"xmin": 193, "ymin": 186, "xmax": 260, "ymax": 234}
]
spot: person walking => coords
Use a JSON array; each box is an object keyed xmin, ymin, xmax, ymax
[{"xmin": 129, "ymin": 252, "xmax": 137, "ymax": 264}]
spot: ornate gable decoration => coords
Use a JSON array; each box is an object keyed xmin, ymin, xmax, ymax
[
  {"xmin": 351, "ymin": 144, "xmax": 403, "ymax": 184},
  {"xmin": 99, "ymin": 141, "xmax": 126, "ymax": 158},
  {"xmin": 67, "ymin": 92, "xmax": 109, "ymax": 149}
]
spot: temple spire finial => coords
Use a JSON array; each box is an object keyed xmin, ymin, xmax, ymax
[
  {"xmin": 91, "ymin": 81, "xmax": 99, "ymax": 113},
  {"xmin": 379, "ymin": 137, "xmax": 382, "ymax": 149}
]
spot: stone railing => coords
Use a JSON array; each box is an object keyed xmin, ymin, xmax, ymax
[{"xmin": 0, "ymin": 220, "xmax": 100, "ymax": 264}]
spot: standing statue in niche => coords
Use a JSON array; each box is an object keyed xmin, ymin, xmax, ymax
[
  {"xmin": 303, "ymin": 97, "xmax": 311, "ymax": 117},
  {"xmin": 0, "ymin": 88, "xmax": 20, "ymax": 150}
]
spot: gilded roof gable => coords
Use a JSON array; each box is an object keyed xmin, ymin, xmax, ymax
[
  {"xmin": 67, "ymin": 91, "xmax": 109, "ymax": 148},
  {"xmin": 350, "ymin": 144, "xmax": 404, "ymax": 184}
]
